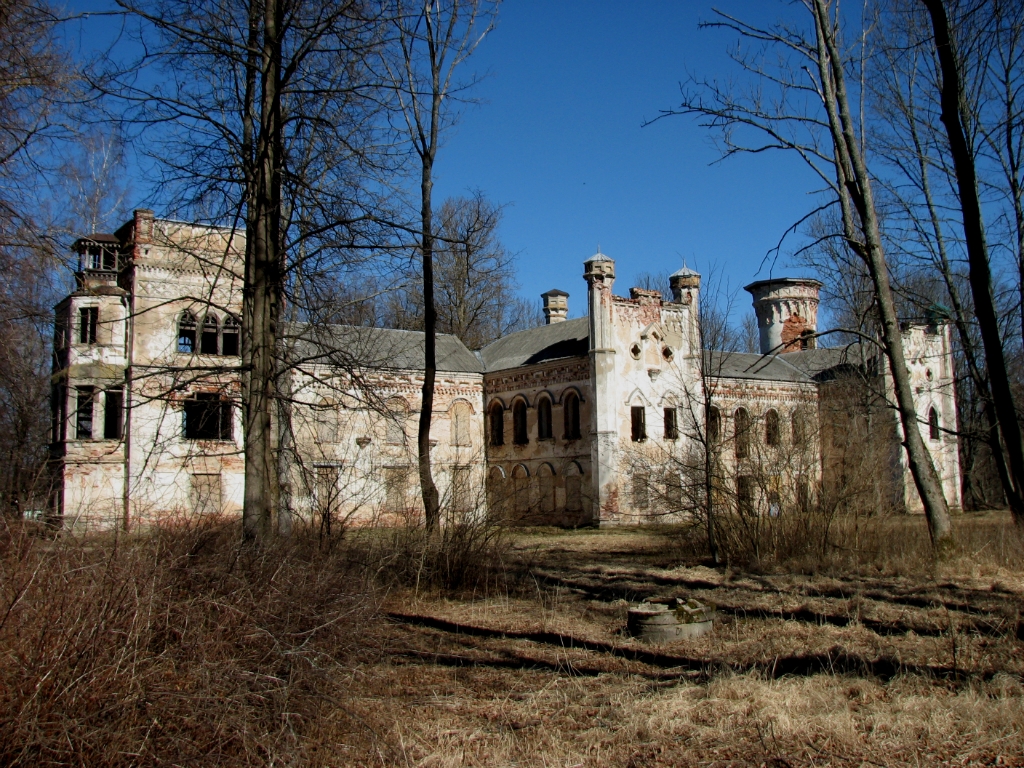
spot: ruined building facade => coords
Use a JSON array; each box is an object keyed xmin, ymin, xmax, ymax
[{"xmin": 51, "ymin": 210, "xmax": 961, "ymax": 529}]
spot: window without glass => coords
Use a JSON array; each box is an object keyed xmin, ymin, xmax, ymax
[
  {"xmin": 513, "ymin": 400, "xmax": 528, "ymax": 445},
  {"xmin": 765, "ymin": 409, "xmax": 780, "ymax": 446},
  {"xmin": 178, "ymin": 312, "xmax": 197, "ymax": 353},
  {"xmin": 79, "ymin": 307, "xmax": 98, "ymax": 344},
  {"xmin": 76, "ymin": 386, "xmax": 95, "ymax": 439},
  {"xmin": 87, "ymin": 244, "xmax": 117, "ymax": 271},
  {"xmin": 734, "ymin": 408, "xmax": 750, "ymax": 459},
  {"xmin": 221, "ymin": 316, "xmax": 240, "ymax": 356},
  {"xmin": 104, "ymin": 389, "xmax": 123, "ymax": 440},
  {"xmin": 489, "ymin": 402, "xmax": 504, "ymax": 446},
  {"xmin": 201, "ymin": 315, "xmax": 219, "ymax": 354},
  {"xmin": 707, "ymin": 406, "xmax": 721, "ymax": 444},
  {"xmin": 563, "ymin": 391, "xmax": 581, "ymax": 440},
  {"xmin": 51, "ymin": 384, "xmax": 67, "ymax": 443},
  {"xmin": 183, "ymin": 393, "xmax": 232, "ymax": 440},
  {"xmin": 663, "ymin": 407, "xmax": 678, "ymax": 440},
  {"xmin": 737, "ymin": 475, "xmax": 754, "ymax": 515},
  {"xmin": 537, "ymin": 397, "xmax": 553, "ymax": 440},
  {"xmin": 631, "ymin": 406, "xmax": 646, "ymax": 442},
  {"xmin": 929, "ymin": 407, "xmax": 940, "ymax": 441}
]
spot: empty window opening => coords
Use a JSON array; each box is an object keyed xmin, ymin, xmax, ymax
[
  {"xmin": 86, "ymin": 244, "xmax": 117, "ymax": 271},
  {"xmin": 737, "ymin": 475, "xmax": 754, "ymax": 516},
  {"xmin": 563, "ymin": 391, "xmax": 581, "ymax": 440},
  {"xmin": 765, "ymin": 409, "xmax": 780, "ymax": 446},
  {"xmin": 631, "ymin": 405, "xmax": 646, "ymax": 442},
  {"xmin": 513, "ymin": 400, "xmax": 528, "ymax": 445},
  {"xmin": 537, "ymin": 397, "xmax": 553, "ymax": 440},
  {"xmin": 104, "ymin": 388, "xmax": 124, "ymax": 440},
  {"xmin": 178, "ymin": 312, "xmax": 197, "ymax": 353},
  {"xmin": 707, "ymin": 406, "xmax": 721, "ymax": 444},
  {"xmin": 489, "ymin": 402, "xmax": 504, "ymax": 446},
  {"xmin": 201, "ymin": 315, "xmax": 219, "ymax": 355},
  {"xmin": 75, "ymin": 386, "xmax": 95, "ymax": 440},
  {"xmin": 663, "ymin": 407, "xmax": 678, "ymax": 440},
  {"xmin": 734, "ymin": 408, "xmax": 750, "ymax": 459},
  {"xmin": 79, "ymin": 307, "xmax": 98, "ymax": 345},
  {"xmin": 929, "ymin": 407, "xmax": 940, "ymax": 441},
  {"xmin": 221, "ymin": 316, "xmax": 240, "ymax": 356},
  {"xmin": 183, "ymin": 393, "xmax": 232, "ymax": 440}
]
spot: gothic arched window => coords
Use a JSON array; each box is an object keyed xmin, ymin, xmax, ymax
[
  {"xmin": 563, "ymin": 391, "xmax": 581, "ymax": 440},
  {"xmin": 765, "ymin": 409, "xmax": 780, "ymax": 446},
  {"xmin": 513, "ymin": 399, "xmax": 528, "ymax": 445},
  {"xmin": 201, "ymin": 314, "xmax": 220, "ymax": 355},
  {"xmin": 537, "ymin": 396, "xmax": 553, "ymax": 440},
  {"xmin": 929, "ymin": 407, "xmax": 940, "ymax": 441},
  {"xmin": 489, "ymin": 402, "xmax": 504, "ymax": 446},
  {"xmin": 222, "ymin": 315, "xmax": 240, "ymax": 356},
  {"xmin": 178, "ymin": 312, "xmax": 197, "ymax": 353},
  {"xmin": 734, "ymin": 407, "xmax": 750, "ymax": 459}
]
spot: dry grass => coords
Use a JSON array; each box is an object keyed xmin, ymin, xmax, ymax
[{"xmin": 2, "ymin": 510, "xmax": 1023, "ymax": 766}]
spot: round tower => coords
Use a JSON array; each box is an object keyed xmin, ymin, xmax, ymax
[
  {"xmin": 669, "ymin": 264, "xmax": 700, "ymax": 304},
  {"xmin": 744, "ymin": 277, "xmax": 822, "ymax": 354}
]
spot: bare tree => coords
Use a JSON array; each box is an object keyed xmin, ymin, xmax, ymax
[
  {"xmin": 652, "ymin": 0, "xmax": 954, "ymax": 549},
  {"xmin": 386, "ymin": 0, "xmax": 495, "ymax": 532}
]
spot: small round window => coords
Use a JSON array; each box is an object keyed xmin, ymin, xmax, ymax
[
  {"xmin": 630, "ymin": 343, "xmax": 642, "ymax": 360},
  {"xmin": 662, "ymin": 346, "xmax": 674, "ymax": 362}
]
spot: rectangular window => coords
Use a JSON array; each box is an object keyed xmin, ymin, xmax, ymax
[
  {"xmin": 632, "ymin": 471, "xmax": 650, "ymax": 509},
  {"xmin": 663, "ymin": 407, "xmax": 678, "ymax": 440},
  {"xmin": 79, "ymin": 307, "xmax": 98, "ymax": 344},
  {"xmin": 631, "ymin": 406, "xmax": 646, "ymax": 442},
  {"xmin": 104, "ymin": 389, "xmax": 124, "ymax": 440},
  {"xmin": 76, "ymin": 386, "xmax": 95, "ymax": 439},
  {"xmin": 183, "ymin": 393, "xmax": 232, "ymax": 440},
  {"xmin": 451, "ymin": 465, "xmax": 471, "ymax": 513},
  {"xmin": 190, "ymin": 473, "xmax": 222, "ymax": 515},
  {"xmin": 384, "ymin": 466, "xmax": 409, "ymax": 513}
]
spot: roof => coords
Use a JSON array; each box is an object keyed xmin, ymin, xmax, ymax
[
  {"xmin": 283, "ymin": 323, "xmax": 484, "ymax": 374},
  {"xmin": 706, "ymin": 345, "xmax": 870, "ymax": 384},
  {"xmin": 75, "ymin": 233, "xmax": 120, "ymax": 245},
  {"xmin": 479, "ymin": 316, "xmax": 590, "ymax": 372},
  {"xmin": 743, "ymin": 276, "xmax": 824, "ymax": 293},
  {"xmin": 541, "ymin": 288, "xmax": 569, "ymax": 297},
  {"xmin": 671, "ymin": 265, "xmax": 700, "ymax": 278}
]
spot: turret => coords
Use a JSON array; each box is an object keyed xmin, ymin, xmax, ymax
[
  {"xmin": 541, "ymin": 289, "xmax": 569, "ymax": 324},
  {"xmin": 744, "ymin": 277, "xmax": 822, "ymax": 354},
  {"xmin": 669, "ymin": 264, "xmax": 700, "ymax": 304}
]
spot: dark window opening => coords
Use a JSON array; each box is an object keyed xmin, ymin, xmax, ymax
[
  {"xmin": 104, "ymin": 389, "xmax": 124, "ymax": 440},
  {"xmin": 76, "ymin": 386, "xmax": 95, "ymax": 440},
  {"xmin": 489, "ymin": 403, "xmax": 504, "ymax": 446},
  {"xmin": 765, "ymin": 409, "xmax": 780, "ymax": 446},
  {"xmin": 563, "ymin": 391, "xmax": 581, "ymax": 440},
  {"xmin": 87, "ymin": 244, "xmax": 117, "ymax": 271},
  {"xmin": 201, "ymin": 315, "xmax": 219, "ymax": 354},
  {"xmin": 631, "ymin": 405, "xmax": 646, "ymax": 442},
  {"xmin": 538, "ymin": 397, "xmax": 552, "ymax": 439},
  {"xmin": 184, "ymin": 393, "xmax": 232, "ymax": 440},
  {"xmin": 737, "ymin": 475, "xmax": 754, "ymax": 515},
  {"xmin": 663, "ymin": 407, "xmax": 678, "ymax": 440},
  {"xmin": 513, "ymin": 400, "xmax": 528, "ymax": 445},
  {"xmin": 52, "ymin": 384, "xmax": 67, "ymax": 443},
  {"xmin": 79, "ymin": 307, "xmax": 98, "ymax": 344},
  {"xmin": 707, "ymin": 406, "xmax": 720, "ymax": 444},
  {"xmin": 178, "ymin": 312, "xmax": 197, "ymax": 353},
  {"xmin": 734, "ymin": 408, "xmax": 750, "ymax": 458},
  {"xmin": 222, "ymin": 316, "xmax": 240, "ymax": 356},
  {"xmin": 929, "ymin": 407, "xmax": 940, "ymax": 441}
]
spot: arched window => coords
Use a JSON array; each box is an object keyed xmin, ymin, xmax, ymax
[
  {"xmin": 316, "ymin": 398, "xmax": 338, "ymax": 444},
  {"xmin": 450, "ymin": 400, "xmax": 471, "ymax": 446},
  {"xmin": 513, "ymin": 399, "xmax": 528, "ymax": 445},
  {"xmin": 489, "ymin": 402, "xmax": 504, "ymax": 446},
  {"xmin": 178, "ymin": 311, "xmax": 197, "ymax": 353},
  {"xmin": 222, "ymin": 315, "xmax": 240, "ymax": 356},
  {"xmin": 537, "ymin": 396, "xmax": 553, "ymax": 440},
  {"xmin": 707, "ymin": 406, "xmax": 721, "ymax": 444},
  {"xmin": 929, "ymin": 407, "xmax": 940, "ymax": 441},
  {"xmin": 487, "ymin": 466, "xmax": 507, "ymax": 520},
  {"xmin": 765, "ymin": 409, "xmax": 780, "ymax": 446},
  {"xmin": 565, "ymin": 462, "xmax": 583, "ymax": 513},
  {"xmin": 792, "ymin": 409, "xmax": 806, "ymax": 446},
  {"xmin": 734, "ymin": 407, "xmax": 750, "ymax": 459},
  {"xmin": 201, "ymin": 314, "xmax": 219, "ymax": 354},
  {"xmin": 538, "ymin": 463, "xmax": 555, "ymax": 514},
  {"xmin": 563, "ymin": 390, "xmax": 581, "ymax": 440},
  {"xmin": 512, "ymin": 464, "xmax": 530, "ymax": 516},
  {"xmin": 385, "ymin": 398, "xmax": 408, "ymax": 445}
]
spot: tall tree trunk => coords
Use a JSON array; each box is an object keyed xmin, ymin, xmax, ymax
[
  {"xmin": 418, "ymin": 151, "xmax": 441, "ymax": 531},
  {"xmin": 922, "ymin": 0, "xmax": 1024, "ymax": 526},
  {"xmin": 243, "ymin": 0, "xmax": 283, "ymax": 541},
  {"xmin": 813, "ymin": 0, "xmax": 954, "ymax": 548}
]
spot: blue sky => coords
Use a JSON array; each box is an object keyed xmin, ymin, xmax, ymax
[{"xmin": 431, "ymin": 1, "xmax": 822, "ymax": 320}]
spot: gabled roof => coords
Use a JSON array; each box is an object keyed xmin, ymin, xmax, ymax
[
  {"xmin": 705, "ymin": 345, "xmax": 870, "ymax": 384},
  {"xmin": 283, "ymin": 322, "xmax": 484, "ymax": 374},
  {"xmin": 479, "ymin": 316, "xmax": 590, "ymax": 372}
]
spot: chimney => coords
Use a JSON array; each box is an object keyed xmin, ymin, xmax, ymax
[
  {"xmin": 744, "ymin": 277, "xmax": 822, "ymax": 354},
  {"xmin": 541, "ymin": 289, "xmax": 569, "ymax": 324}
]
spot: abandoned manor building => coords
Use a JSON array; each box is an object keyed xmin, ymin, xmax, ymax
[{"xmin": 50, "ymin": 210, "xmax": 962, "ymax": 529}]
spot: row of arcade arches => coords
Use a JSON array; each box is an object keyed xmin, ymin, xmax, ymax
[
  {"xmin": 488, "ymin": 388, "xmax": 583, "ymax": 447},
  {"xmin": 488, "ymin": 461, "xmax": 585, "ymax": 517}
]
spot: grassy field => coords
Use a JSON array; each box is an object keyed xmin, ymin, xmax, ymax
[{"xmin": 2, "ymin": 512, "xmax": 1023, "ymax": 766}]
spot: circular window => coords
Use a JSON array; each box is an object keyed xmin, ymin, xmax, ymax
[
  {"xmin": 662, "ymin": 346, "xmax": 674, "ymax": 362},
  {"xmin": 630, "ymin": 343, "xmax": 642, "ymax": 360}
]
